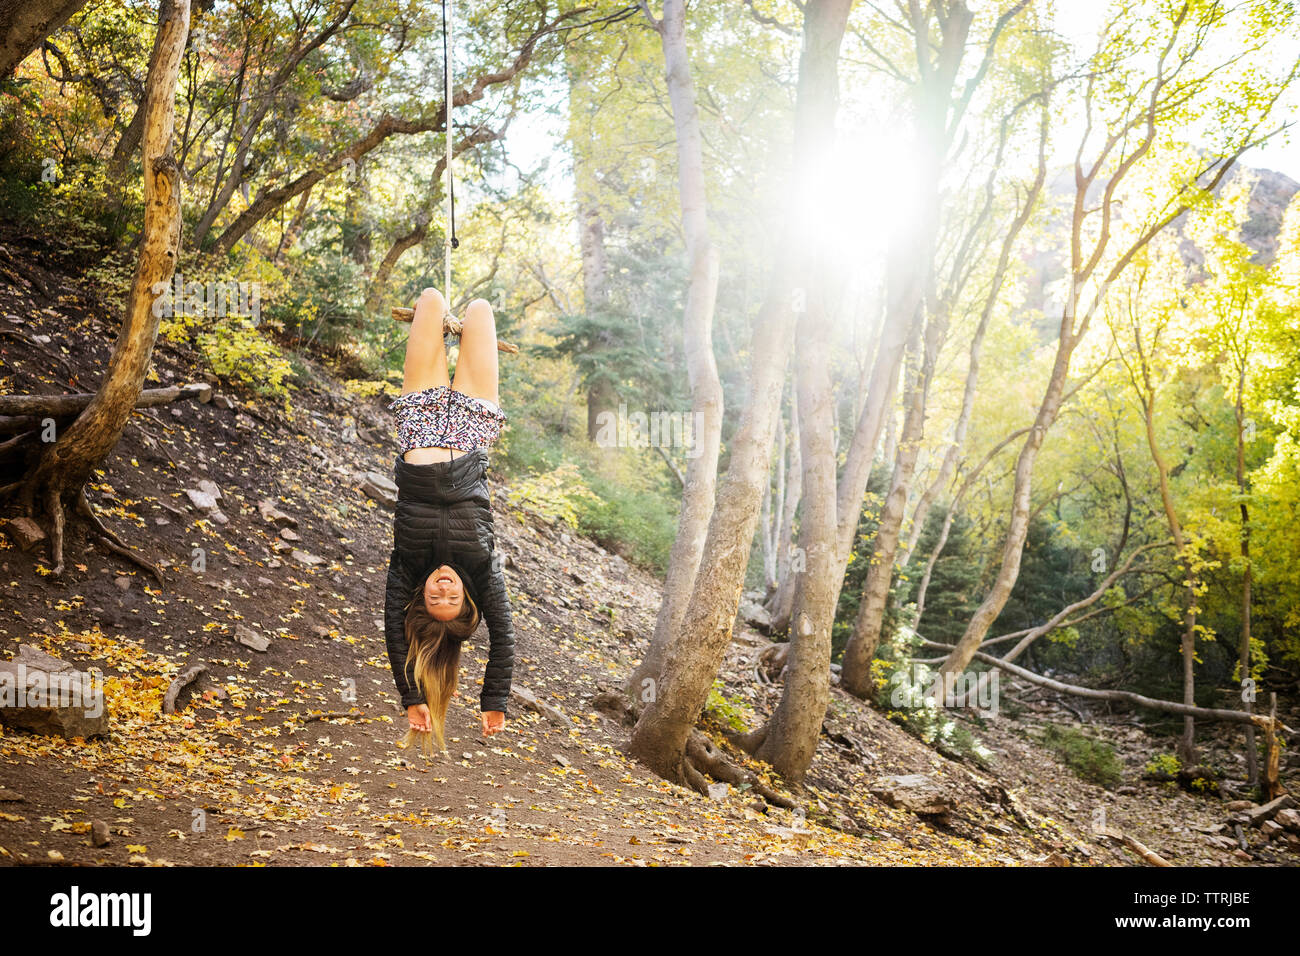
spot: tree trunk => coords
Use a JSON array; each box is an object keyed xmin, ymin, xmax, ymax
[
  {"xmin": 9, "ymin": 0, "xmax": 190, "ymax": 575},
  {"xmin": 627, "ymin": 0, "xmax": 724, "ymax": 701},
  {"xmin": 364, "ymin": 210, "xmax": 429, "ymax": 314},
  {"xmin": 1234, "ymin": 364, "xmax": 1257, "ymax": 787},
  {"xmin": 748, "ymin": 279, "xmax": 838, "ymax": 782},
  {"xmin": 840, "ymin": 318, "xmax": 931, "ymax": 695},
  {"xmin": 937, "ymin": 340, "xmax": 1075, "ymax": 685},
  {"xmin": 0, "ymin": 0, "xmax": 88, "ymax": 77},
  {"xmin": 1136, "ymin": 386, "xmax": 1199, "ymax": 764},
  {"xmin": 627, "ymin": 0, "xmax": 854, "ymax": 788},
  {"xmin": 271, "ymin": 185, "xmax": 314, "ymax": 265},
  {"xmin": 577, "ymin": 198, "xmax": 617, "ymax": 442},
  {"xmin": 761, "ymin": 417, "xmax": 784, "ymax": 592}
]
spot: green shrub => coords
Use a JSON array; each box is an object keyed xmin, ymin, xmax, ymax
[
  {"xmin": 506, "ymin": 462, "xmax": 600, "ymax": 529},
  {"xmin": 1143, "ymin": 752, "xmax": 1181, "ymax": 780},
  {"xmin": 575, "ymin": 469, "xmax": 676, "ymax": 574},
  {"xmin": 704, "ymin": 682, "xmax": 748, "ymax": 732},
  {"xmin": 196, "ymin": 318, "xmax": 295, "ymax": 402},
  {"xmin": 1042, "ymin": 723, "xmax": 1123, "ymax": 787}
]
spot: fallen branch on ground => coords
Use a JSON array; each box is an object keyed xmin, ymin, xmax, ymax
[
  {"xmin": 933, "ymin": 648, "xmax": 1294, "ymax": 733},
  {"xmin": 1096, "ymin": 826, "xmax": 1172, "ymax": 866},
  {"xmin": 0, "ymin": 383, "xmax": 211, "ymax": 419},
  {"xmin": 163, "ymin": 663, "xmax": 207, "ymax": 714}
]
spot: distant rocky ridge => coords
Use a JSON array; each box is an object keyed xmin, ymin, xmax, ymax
[{"xmin": 1021, "ymin": 161, "xmax": 1299, "ymax": 319}]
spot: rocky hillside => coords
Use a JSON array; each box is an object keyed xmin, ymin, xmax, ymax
[{"xmin": 0, "ymin": 231, "xmax": 1296, "ymax": 866}]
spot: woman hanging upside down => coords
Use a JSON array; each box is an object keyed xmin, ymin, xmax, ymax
[{"xmin": 384, "ymin": 288, "xmax": 513, "ymax": 755}]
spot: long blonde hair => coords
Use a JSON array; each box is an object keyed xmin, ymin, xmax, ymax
[{"xmin": 399, "ymin": 577, "xmax": 479, "ymax": 756}]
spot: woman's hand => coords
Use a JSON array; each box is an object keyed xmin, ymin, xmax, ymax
[
  {"xmin": 481, "ymin": 710, "xmax": 506, "ymax": 736},
  {"xmin": 407, "ymin": 703, "xmax": 431, "ymax": 732}
]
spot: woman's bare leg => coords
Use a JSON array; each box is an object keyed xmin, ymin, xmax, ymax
[
  {"xmin": 401, "ymin": 288, "xmax": 458, "ymax": 464},
  {"xmin": 402, "ymin": 288, "xmax": 451, "ymax": 394},
  {"xmin": 450, "ymin": 298, "xmax": 500, "ymax": 407}
]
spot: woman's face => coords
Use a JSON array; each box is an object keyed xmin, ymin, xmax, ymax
[{"xmin": 423, "ymin": 565, "xmax": 465, "ymax": 621}]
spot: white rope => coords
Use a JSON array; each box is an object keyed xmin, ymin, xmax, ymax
[{"xmin": 443, "ymin": 0, "xmax": 454, "ymax": 314}]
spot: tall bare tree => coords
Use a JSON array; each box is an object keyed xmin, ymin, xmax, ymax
[
  {"xmin": 628, "ymin": 0, "xmax": 855, "ymax": 789},
  {"xmin": 626, "ymin": 0, "xmax": 725, "ymax": 700},
  {"xmin": 936, "ymin": 2, "xmax": 1298, "ymax": 694}
]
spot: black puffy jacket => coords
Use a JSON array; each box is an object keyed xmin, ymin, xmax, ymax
[{"xmin": 383, "ymin": 448, "xmax": 514, "ymax": 714}]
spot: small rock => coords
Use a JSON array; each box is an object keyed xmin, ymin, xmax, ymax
[
  {"xmin": 185, "ymin": 488, "xmax": 220, "ymax": 513},
  {"xmin": 554, "ymin": 754, "xmax": 571, "ymax": 768},
  {"xmin": 2, "ymin": 517, "xmax": 46, "ymax": 552},
  {"xmin": 32, "ymin": 334, "xmax": 51, "ymax": 345},
  {"xmin": 154, "ymin": 517, "xmax": 170, "ymax": 526},
  {"xmin": 266, "ymin": 559, "xmax": 282, "ymax": 569},
  {"xmin": 113, "ymin": 576, "xmax": 131, "ymax": 591},
  {"xmin": 0, "ymin": 788, "xmax": 24, "ymax": 802},
  {"xmin": 1116, "ymin": 785, "xmax": 1139, "ymax": 796},
  {"xmin": 1246, "ymin": 794, "xmax": 1296, "ymax": 827},
  {"xmin": 170, "ymin": 408, "xmax": 184, "ymax": 419},
  {"xmin": 213, "ymin": 395, "xmax": 235, "ymax": 410},
  {"xmin": 1276, "ymin": 808, "xmax": 1300, "ymax": 833},
  {"xmin": 560, "ymin": 533, "xmax": 571, "ymax": 546},
  {"xmin": 91, "ymin": 819, "xmax": 111, "ymax": 847},
  {"xmin": 257, "ymin": 498, "xmax": 297, "ymax": 529},
  {"xmin": 738, "ymin": 598, "xmax": 773, "ymax": 633},
  {"xmin": 360, "ymin": 472, "xmax": 398, "ymax": 507},
  {"xmin": 198, "ymin": 479, "xmax": 222, "ymax": 501},
  {"xmin": 279, "ymin": 528, "xmax": 300, "ymax": 542},
  {"xmin": 183, "ymin": 382, "xmax": 213, "ymax": 403},
  {"xmin": 510, "ymin": 685, "xmax": 566, "ymax": 725},
  {"xmin": 256, "ymin": 577, "xmax": 274, "ymax": 587},
  {"xmin": 233, "ymin": 624, "xmax": 270, "ymax": 653},
  {"xmin": 869, "ymin": 774, "xmax": 955, "ymax": 817},
  {"xmin": 15, "ymin": 644, "xmax": 73, "ymax": 673},
  {"xmin": 210, "ymin": 510, "xmax": 229, "ymax": 526},
  {"xmin": 292, "ymin": 549, "xmax": 325, "ymax": 567},
  {"xmin": 1225, "ymin": 799, "xmax": 1254, "ymax": 811}
]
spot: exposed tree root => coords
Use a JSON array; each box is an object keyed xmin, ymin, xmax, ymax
[
  {"xmin": 76, "ymin": 489, "xmax": 165, "ymax": 583},
  {"xmin": 0, "ymin": 431, "xmax": 34, "ymax": 457},
  {"xmin": 600, "ymin": 687, "xmax": 797, "ymax": 810},
  {"xmin": 685, "ymin": 728, "xmax": 797, "ymax": 809},
  {"xmin": 46, "ymin": 486, "xmax": 65, "ymax": 576}
]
